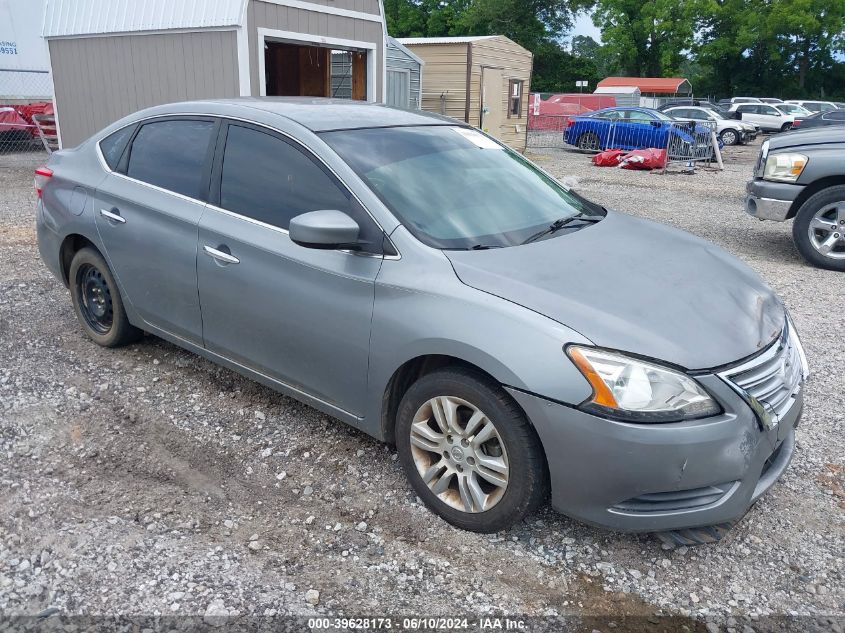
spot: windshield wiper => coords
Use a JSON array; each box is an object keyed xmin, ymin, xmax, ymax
[
  {"xmin": 469, "ymin": 244, "xmax": 503, "ymax": 251},
  {"xmin": 521, "ymin": 214, "xmax": 602, "ymax": 245}
]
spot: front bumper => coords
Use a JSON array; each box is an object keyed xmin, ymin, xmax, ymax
[
  {"xmin": 745, "ymin": 178, "xmax": 805, "ymax": 221},
  {"xmin": 507, "ymin": 375, "xmax": 801, "ymax": 533}
]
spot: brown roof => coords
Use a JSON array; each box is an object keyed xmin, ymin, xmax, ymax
[{"xmin": 597, "ymin": 77, "xmax": 691, "ymax": 94}]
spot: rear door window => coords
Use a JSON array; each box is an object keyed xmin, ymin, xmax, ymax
[
  {"xmin": 126, "ymin": 119, "xmax": 216, "ymax": 199},
  {"xmin": 99, "ymin": 125, "xmax": 135, "ymax": 170}
]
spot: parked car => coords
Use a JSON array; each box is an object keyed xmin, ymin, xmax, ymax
[
  {"xmin": 565, "ymin": 107, "xmax": 714, "ymax": 158},
  {"xmin": 37, "ymin": 99, "xmax": 808, "ymax": 541},
  {"xmin": 783, "ymin": 100, "xmax": 838, "ymax": 113},
  {"xmin": 745, "ymin": 127, "xmax": 845, "ymax": 270},
  {"xmin": 791, "ymin": 109, "xmax": 845, "ymax": 130},
  {"xmin": 729, "ymin": 103, "xmax": 803, "ymax": 132},
  {"xmin": 719, "ymin": 97, "xmax": 762, "ymax": 105},
  {"xmin": 774, "ymin": 103, "xmax": 813, "ymax": 118},
  {"xmin": 663, "ymin": 105, "xmax": 758, "ymax": 145}
]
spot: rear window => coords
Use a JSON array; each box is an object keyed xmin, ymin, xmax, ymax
[
  {"xmin": 99, "ymin": 125, "xmax": 135, "ymax": 170},
  {"xmin": 126, "ymin": 120, "xmax": 215, "ymax": 199}
]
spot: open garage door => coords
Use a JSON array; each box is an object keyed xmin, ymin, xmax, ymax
[{"xmin": 265, "ymin": 41, "xmax": 368, "ymax": 100}]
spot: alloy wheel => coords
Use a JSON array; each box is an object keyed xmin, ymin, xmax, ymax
[
  {"xmin": 77, "ymin": 263, "xmax": 114, "ymax": 334},
  {"xmin": 577, "ymin": 133, "xmax": 600, "ymax": 152},
  {"xmin": 807, "ymin": 202, "xmax": 845, "ymax": 260},
  {"xmin": 408, "ymin": 396, "xmax": 509, "ymax": 514},
  {"xmin": 721, "ymin": 130, "xmax": 737, "ymax": 145}
]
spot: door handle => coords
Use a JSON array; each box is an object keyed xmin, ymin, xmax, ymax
[
  {"xmin": 203, "ymin": 245, "xmax": 240, "ymax": 265},
  {"xmin": 100, "ymin": 208, "xmax": 126, "ymax": 224}
]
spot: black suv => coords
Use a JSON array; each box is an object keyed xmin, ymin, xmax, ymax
[{"xmin": 745, "ymin": 127, "xmax": 845, "ymax": 271}]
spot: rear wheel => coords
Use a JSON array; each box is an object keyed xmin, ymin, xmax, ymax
[
  {"xmin": 577, "ymin": 132, "xmax": 600, "ymax": 152},
  {"xmin": 395, "ymin": 367, "xmax": 548, "ymax": 533},
  {"xmin": 720, "ymin": 128, "xmax": 739, "ymax": 146},
  {"xmin": 69, "ymin": 247, "xmax": 143, "ymax": 346},
  {"xmin": 780, "ymin": 122, "xmax": 793, "ymax": 132},
  {"xmin": 792, "ymin": 185, "xmax": 845, "ymax": 271}
]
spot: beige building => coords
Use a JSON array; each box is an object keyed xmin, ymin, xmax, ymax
[
  {"xmin": 399, "ymin": 35, "xmax": 532, "ymax": 152},
  {"xmin": 42, "ymin": 0, "xmax": 388, "ymax": 147}
]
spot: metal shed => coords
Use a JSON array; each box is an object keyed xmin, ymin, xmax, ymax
[
  {"xmin": 399, "ymin": 35, "xmax": 533, "ymax": 152},
  {"xmin": 42, "ymin": 0, "xmax": 388, "ymax": 147},
  {"xmin": 593, "ymin": 86, "xmax": 641, "ymax": 108},
  {"xmin": 332, "ymin": 38, "xmax": 422, "ymax": 109}
]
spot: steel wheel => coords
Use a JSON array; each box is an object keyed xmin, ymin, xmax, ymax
[
  {"xmin": 409, "ymin": 396, "xmax": 509, "ymax": 514},
  {"xmin": 807, "ymin": 202, "xmax": 845, "ymax": 260},
  {"xmin": 76, "ymin": 263, "xmax": 113, "ymax": 334}
]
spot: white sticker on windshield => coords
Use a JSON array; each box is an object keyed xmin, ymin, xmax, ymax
[{"xmin": 451, "ymin": 127, "xmax": 503, "ymax": 150}]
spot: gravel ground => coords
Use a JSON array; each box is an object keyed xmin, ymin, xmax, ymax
[{"xmin": 0, "ymin": 140, "xmax": 843, "ymax": 628}]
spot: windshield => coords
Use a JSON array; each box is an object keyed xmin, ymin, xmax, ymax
[
  {"xmin": 777, "ymin": 104, "xmax": 810, "ymax": 115},
  {"xmin": 321, "ymin": 126, "xmax": 604, "ymax": 250}
]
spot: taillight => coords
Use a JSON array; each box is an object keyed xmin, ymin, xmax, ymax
[
  {"xmin": 34, "ymin": 166, "xmax": 52, "ymax": 198},
  {"xmin": 792, "ymin": 120, "xmax": 801, "ymax": 127},
  {"xmin": 566, "ymin": 119, "xmax": 576, "ymax": 128}
]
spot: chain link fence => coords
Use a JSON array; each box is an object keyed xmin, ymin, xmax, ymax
[{"xmin": 0, "ymin": 69, "xmax": 55, "ymax": 157}]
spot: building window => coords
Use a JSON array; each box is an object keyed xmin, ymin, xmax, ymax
[{"xmin": 508, "ymin": 80, "xmax": 524, "ymax": 118}]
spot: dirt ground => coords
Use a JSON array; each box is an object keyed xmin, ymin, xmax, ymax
[{"xmin": 0, "ymin": 137, "xmax": 842, "ymax": 631}]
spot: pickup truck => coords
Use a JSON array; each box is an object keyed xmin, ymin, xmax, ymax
[{"xmin": 745, "ymin": 128, "xmax": 845, "ymax": 271}]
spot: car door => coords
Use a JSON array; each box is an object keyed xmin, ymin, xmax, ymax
[
  {"xmin": 623, "ymin": 110, "xmax": 664, "ymax": 148},
  {"xmin": 94, "ymin": 117, "xmax": 218, "ymax": 344},
  {"xmin": 196, "ymin": 121, "xmax": 386, "ymax": 417},
  {"xmin": 757, "ymin": 105, "xmax": 784, "ymax": 130}
]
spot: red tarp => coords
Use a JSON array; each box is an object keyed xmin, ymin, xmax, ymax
[
  {"xmin": 619, "ymin": 148, "xmax": 667, "ymax": 170},
  {"xmin": 592, "ymin": 149, "xmax": 626, "ymax": 167},
  {"xmin": 0, "ymin": 107, "xmax": 31, "ymax": 132},
  {"xmin": 591, "ymin": 148, "xmax": 668, "ymax": 170},
  {"xmin": 0, "ymin": 102, "xmax": 53, "ymax": 137}
]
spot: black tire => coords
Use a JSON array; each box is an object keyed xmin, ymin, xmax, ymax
[
  {"xmin": 577, "ymin": 132, "xmax": 600, "ymax": 152},
  {"xmin": 69, "ymin": 247, "xmax": 143, "ymax": 346},
  {"xmin": 395, "ymin": 366, "xmax": 548, "ymax": 533},
  {"xmin": 720, "ymin": 128, "xmax": 740, "ymax": 146},
  {"xmin": 792, "ymin": 185, "xmax": 845, "ymax": 271},
  {"xmin": 780, "ymin": 122, "xmax": 793, "ymax": 132}
]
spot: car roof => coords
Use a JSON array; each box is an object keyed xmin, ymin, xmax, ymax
[{"xmin": 129, "ymin": 98, "xmax": 457, "ymax": 132}]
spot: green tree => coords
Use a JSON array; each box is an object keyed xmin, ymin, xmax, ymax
[{"xmin": 590, "ymin": 0, "xmax": 706, "ymax": 76}]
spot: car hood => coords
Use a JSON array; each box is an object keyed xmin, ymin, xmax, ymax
[{"xmin": 445, "ymin": 211, "xmax": 785, "ymax": 370}]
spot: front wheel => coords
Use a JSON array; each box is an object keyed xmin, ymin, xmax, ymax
[
  {"xmin": 720, "ymin": 128, "xmax": 740, "ymax": 146},
  {"xmin": 792, "ymin": 185, "xmax": 845, "ymax": 271},
  {"xmin": 781, "ymin": 122, "xmax": 793, "ymax": 132},
  {"xmin": 577, "ymin": 132, "xmax": 600, "ymax": 152},
  {"xmin": 395, "ymin": 367, "xmax": 548, "ymax": 533},
  {"xmin": 69, "ymin": 247, "xmax": 143, "ymax": 346}
]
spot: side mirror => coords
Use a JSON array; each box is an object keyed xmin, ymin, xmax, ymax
[{"xmin": 289, "ymin": 210, "xmax": 360, "ymax": 250}]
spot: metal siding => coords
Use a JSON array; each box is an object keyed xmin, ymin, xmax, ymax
[
  {"xmin": 49, "ymin": 31, "xmax": 239, "ymax": 147},
  {"xmin": 386, "ymin": 38, "xmax": 421, "ymax": 109},
  {"xmin": 248, "ymin": 0, "xmax": 385, "ymax": 101},
  {"xmin": 43, "ymin": 0, "xmax": 245, "ymax": 37}
]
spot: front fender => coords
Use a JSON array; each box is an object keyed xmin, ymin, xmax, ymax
[{"xmin": 364, "ymin": 230, "xmax": 595, "ymax": 440}]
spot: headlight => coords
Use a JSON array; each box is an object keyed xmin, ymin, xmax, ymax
[
  {"xmin": 760, "ymin": 140, "xmax": 770, "ymax": 158},
  {"xmin": 763, "ymin": 152, "xmax": 808, "ymax": 182},
  {"xmin": 567, "ymin": 346, "xmax": 721, "ymax": 422}
]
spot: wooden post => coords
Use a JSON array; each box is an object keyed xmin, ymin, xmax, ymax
[{"xmin": 351, "ymin": 52, "xmax": 367, "ymax": 101}]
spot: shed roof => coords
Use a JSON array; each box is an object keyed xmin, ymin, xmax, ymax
[
  {"xmin": 597, "ymin": 77, "xmax": 691, "ymax": 94},
  {"xmin": 398, "ymin": 36, "xmax": 497, "ymax": 46},
  {"xmin": 593, "ymin": 86, "xmax": 640, "ymax": 95},
  {"xmin": 388, "ymin": 36, "xmax": 425, "ymax": 66},
  {"xmin": 43, "ymin": 0, "xmax": 247, "ymax": 38}
]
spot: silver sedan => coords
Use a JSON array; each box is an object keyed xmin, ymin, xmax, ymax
[{"xmin": 36, "ymin": 99, "xmax": 808, "ymax": 542}]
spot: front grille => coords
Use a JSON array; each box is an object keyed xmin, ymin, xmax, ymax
[
  {"xmin": 721, "ymin": 324, "xmax": 805, "ymax": 429},
  {"xmin": 612, "ymin": 482, "xmax": 736, "ymax": 514}
]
